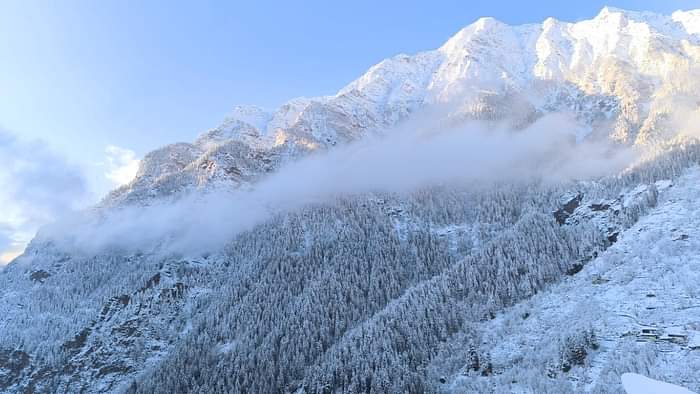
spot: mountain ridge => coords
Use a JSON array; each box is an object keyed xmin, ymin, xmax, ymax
[{"xmin": 104, "ymin": 7, "xmax": 700, "ymax": 208}]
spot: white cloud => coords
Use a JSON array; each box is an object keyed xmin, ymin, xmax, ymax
[
  {"xmin": 0, "ymin": 129, "xmax": 90, "ymax": 264},
  {"xmin": 105, "ymin": 145, "xmax": 140, "ymax": 186},
  {"xmin": 0, "ymin": 246, "xmax": 24, "ymax": 265},
  {"xmin": 42, "ymin": 112, "xmax": 635, "ymax": 258}
]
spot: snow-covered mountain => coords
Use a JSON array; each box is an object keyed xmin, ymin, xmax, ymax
[
  {"xmin": 4, "ymin": 7, "xmax": 700, "ymax": 394},
  {"xmin": 106, "ymin": 6, "xmax": 700, "ymax": 207}
]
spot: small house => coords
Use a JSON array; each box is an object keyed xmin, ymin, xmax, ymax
[
  {"xmin": 637, "ymin": 326, "xmax": 660, "ymax": 341},
  {"xmin": 660, "ymin": 326, "xmax": 689, "ymax": 345},
  {"xmin": 688, "ymin": 331, "xmax": 700, "ymax": 350}
]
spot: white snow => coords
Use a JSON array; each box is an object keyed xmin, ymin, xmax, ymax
[
  {"xmin": 226, "ymin": 105, "xmax": 272, "ymax": 133},
  {"xmin": 622, "ymin": 373, "xmax": 697, "ymax": 394},
  {"xmin": 689, "ymin": 331, "xmax": 700, "ymax": 349}
]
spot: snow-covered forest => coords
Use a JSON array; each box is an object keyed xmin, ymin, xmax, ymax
[{"xmin": 1, "ymin": 139, "xmax": 699, "ymax": 393}]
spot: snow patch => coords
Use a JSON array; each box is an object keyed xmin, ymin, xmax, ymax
[{"xmin": 622, "ymin": 373, "xmax": 696, "ymax": 394}]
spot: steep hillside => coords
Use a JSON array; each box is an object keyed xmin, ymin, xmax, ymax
[{"xmin": 444, "ymin": 164, "xmax": 700, "ymax": 393}]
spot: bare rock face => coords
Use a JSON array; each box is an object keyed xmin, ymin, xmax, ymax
[{"xmin": 0, "ymin": 349, "xmax": 30, "ymax": 391}]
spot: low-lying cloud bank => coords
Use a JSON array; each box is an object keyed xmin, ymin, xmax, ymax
[
  {"xmin": 36, "ymin": 112, "xmax": 638, "ymax": 258},
  {"xmin": 0, "ymin": 129, "xmax": 91, "ymax": 264}
]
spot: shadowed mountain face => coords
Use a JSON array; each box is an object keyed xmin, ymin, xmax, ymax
[{"xmin": 4, "ymin": 7, "xmax": 700, "ymax": 394}]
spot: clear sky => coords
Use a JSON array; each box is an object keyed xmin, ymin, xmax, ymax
[
  {"xmin": 2, "ymin": 1, "xmax": 699, "ymax": 171},
  {"xmin": 1, "ymin": 0, "xmax": 700, "ymax": 262}
]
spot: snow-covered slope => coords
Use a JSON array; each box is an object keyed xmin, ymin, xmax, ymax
[
  {"xmin": 622, "ymin": 373, "xmax": 697, "ymax": 394},
  {"xmin": 443, "ymin": 165, "xmax": 700, "ymax": 392}
]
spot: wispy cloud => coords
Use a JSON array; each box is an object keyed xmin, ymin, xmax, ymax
[
  {"xmin": 0, "ymin": 129, "xmax": 90, "ymax": 264},
  {"xmin": 105, "ymin": 145, "xmax": 139, "ymax": 186},
  {"xmin": 43, "ymin": 112, "xmax": 635, "ymax": 258}
]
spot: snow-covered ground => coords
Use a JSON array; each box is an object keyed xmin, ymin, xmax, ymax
[
  {"xmin": 622, "ymin": 373, "xmax": 697, "ymax": 394},
  {"xmin": 451, "ymin": 166, "xmax": 700, "ymax": 392}
]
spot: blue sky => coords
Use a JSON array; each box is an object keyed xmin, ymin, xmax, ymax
[
  {"xmin": 2, "ymin": 1, "xmax": 699, "ymax": 172},
  {"xmin": 1, "ymin": 0, "xmax": 699, "ymax": 262}
]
